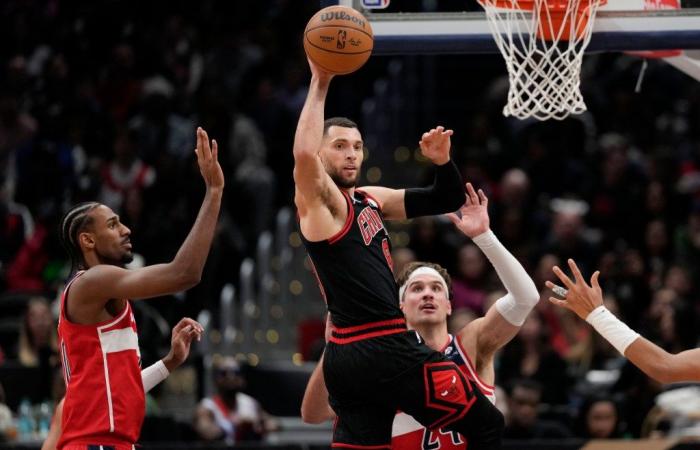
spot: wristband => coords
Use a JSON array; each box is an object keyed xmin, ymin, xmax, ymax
[
  {"xmin": 142, "ymin": 359, "xmax": 170, "ymax": 393},
  {"xmin": 586, "ymin": 306, "xmax": 640, "ymax": 356}
]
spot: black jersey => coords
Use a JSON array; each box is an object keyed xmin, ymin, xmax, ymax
[{"xmin": 300, "ymin": 189, "xmax": 403, "ymax": 328}]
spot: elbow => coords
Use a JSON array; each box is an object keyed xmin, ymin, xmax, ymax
[
  {"xmin": 174, "ymin": 266, "xmax": 202, "ymax": 291},
  {"xmin": 525, "ymin": 280, "xmax": 540, "ymax": 307}
]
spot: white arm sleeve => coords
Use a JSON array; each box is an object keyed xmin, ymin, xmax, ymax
[
  {"xmin": 142, "ymin": 360, "xmax": 170, "ymax": 393},
  {"xmin": 586, "ymin": 305, "xmax": 640, "ymax": 355},
  {"xmin": 472, "ymin": 230, "xmax": 540, "ymax": 326}
]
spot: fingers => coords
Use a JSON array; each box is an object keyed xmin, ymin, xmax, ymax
[
  {"xmin": 548, "ymin": 297, "xmax": 571, "ymax": 310},
  {"xmin": 478, "ymin": 189, "xmax": 488, "ymax": 208},
  {"xmin": 196, "ymin": 127, "xmax": 213, "ymax": 161},
  {"xmin": 552, "ymin": 265, "xmax": 575, "ymax": 290},
  {"xmin": 567, "ymin": 259, "xmax": 586, "ymax": 285},
  {"xmin": 173, "ymin": 317, "xmax": 204, "ymax": 335},
  {"xmin": 212, "ymin": 139, "xmax": 218, "ymax": 162},
  {"xmin": 591, "ymin": 270, "xmax": 601, "ymax": 290},
  {"xmin": 466, "ymin": 183, "xmax": 479, "ymax": 205},
  {"xmin": 421, "ymin": 126, "xmax": 453, "ymax": 141}
]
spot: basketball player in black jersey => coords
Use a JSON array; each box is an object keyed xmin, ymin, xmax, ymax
[{"xmin": 293, "ymin": 58, "xmax": 504, "ymax": 449}]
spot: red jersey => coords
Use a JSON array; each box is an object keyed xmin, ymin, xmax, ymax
[
  {"xmin": 57, "ymin": 271, "xmax": 145, "ymax": 449},
  {"xmin": 391, "ymin": 335, "xmax": 496, "ymax": 450}
]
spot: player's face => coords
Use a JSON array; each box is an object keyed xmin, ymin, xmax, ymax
[
  {"xmin": 85, "ymin": 205, "xmax": 133, "ymax": 267},
  {"xmin": 400, "ymin": 274, "xmax": 451, "ymax": 327},
  {"xmin": 320, "ymin": 126, "xmax": 364, "ymax": 189}
]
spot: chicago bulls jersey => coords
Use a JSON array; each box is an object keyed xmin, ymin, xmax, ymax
[
  {"xmin": 391, "ymin": 335, "xmax": 496, "ymax": 450},
  {"xmin": 57, "ymin": 271, "xmax": 145, "ymax": 448},
  {"xmin": 300, "ymin": 189, "xmax": 403, "ymax": 328}
]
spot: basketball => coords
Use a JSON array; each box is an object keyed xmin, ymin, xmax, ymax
[{"xmin": 303, "ymin": 6, "xmax": 374, "ymax": 75}]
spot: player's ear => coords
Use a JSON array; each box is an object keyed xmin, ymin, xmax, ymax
[{"xmin": 79, "ymin": 232, "xmax": 95, "ymax": 250}]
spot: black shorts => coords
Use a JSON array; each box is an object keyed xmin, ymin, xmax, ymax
[{"xmin": 324, "ymin": 320, "xmax": 504, "ymax": 449}]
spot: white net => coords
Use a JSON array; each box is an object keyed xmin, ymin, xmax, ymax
[{"xmin": 478, "ymin": 0, "xmax": 604, "ymax": 121}]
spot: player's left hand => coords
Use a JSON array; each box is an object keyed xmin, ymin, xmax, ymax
[
  {"xmin": 546, "ymin": 259, "xmax": 604, "ymax": 320},
  {"xmin": 419, "ymin": 126, "xmax": 453, "ymax": 165},
  {"xmin": 446, "ymin": 183, "xmax": 490, "ymax": 238},
  {"xmin": 164, "ymin": 317, "xmax": 203, "ymax": 371}
]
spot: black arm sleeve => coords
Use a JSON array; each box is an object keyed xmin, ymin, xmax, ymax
[{"xmin": 404, "ymin": 159, "xmax": 464, "ymax": 219}]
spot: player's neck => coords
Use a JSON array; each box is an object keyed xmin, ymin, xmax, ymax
[
  {"xmin": 414, "ymin": 324, "xmax": 450, "ymax": 352},
  {"xmin": 342, "ymin": 186, "xmax": 355, "ymax": 197}
]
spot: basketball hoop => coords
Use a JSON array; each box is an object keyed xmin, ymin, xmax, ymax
[{"xmin": 478, "ymin": 0, "xmax": 607, "ymax": 121}]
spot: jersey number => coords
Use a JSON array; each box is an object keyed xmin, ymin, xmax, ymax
[
  {"xmin": 422, "ymin": 428, "xmax": 464, "ymax": 450},
  {"xmin": 381, "ymin": 238, "xmax": 393, "ymax": 272}
]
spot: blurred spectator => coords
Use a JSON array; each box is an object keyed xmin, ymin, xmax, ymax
[
  {"xmin": 391, "ymin": 247, "xmax": 416, "ymax": 278},
  {"xmin": 18, "ymin": 297, "xmax": 58, "ymax": 368},
  {"xmin": 194, "ymin": 357, "xmax": 275, "ymax": 444},
  {"xmin": 0, "ymin": 383, "xmax": 14, "ymax": 442},
  {"xmin": 503, "ymin": 378, "xmax": 573, "ymax": 439},
  {"xmin": 540, "ymin": 198, "xmax": 599, "ymax": 275},
  {"xmin": 498, "ymin": 312, "xmax": 571, "ymax": 405},
  {"xmin": 575, "ymin": 394, "xmax": 624, "ymax": 439},
  {"xmin": 407, "ymin": 217, "xmax": 454, "ymax": 271},
  {"xmin": 451, "ymin": 243, "xmax": 489, "ymax": 314},
  {"xmin": 98, "ymin": 127, "xmax": 155, "ymax": 213},
  {"xmin": 0, "ymin": 174, "xmax": 33, "ymax": 289}
]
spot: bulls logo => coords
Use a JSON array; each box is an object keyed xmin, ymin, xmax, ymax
[
  {"xmin": 423, "ymin": 362, "xmax": 476, "ymax": 430},
  {"xmin": 337, "ymin": 30, "xmax": 347, "ymax": 49}
]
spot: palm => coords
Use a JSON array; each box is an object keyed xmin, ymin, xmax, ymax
[
  {"xmin": 419, "ymin": 126, "xmax": 453, "ymax": 164},
  {"xmin": 446, "ymin": 183, "xmax": 490, "ymax": 239},
  {"xmin": 458, "ymin": 204, "xmax": 488, "ymax": 236}
]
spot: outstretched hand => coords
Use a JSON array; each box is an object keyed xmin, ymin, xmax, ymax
[
  {"xmin": 195, "ymin": 127, "xmax": 224, "ymax": 192},
  {"xmin": 419, "ymin": 126, "xmax": 453, "ymax": 165},
  {"xmin": 307, "ymin": 57, "xmax": 334, "ymax": 84},
  {"xmin": 546, "ymin": 259, "xmax": 604, "ymax": 320},
  {"xmin": 446, "ymin": 183, "xmax": 490, "ymax": 238},
  {"xmin": 163, "ymin": 317, "xmax": 203, "ymax": 371}
]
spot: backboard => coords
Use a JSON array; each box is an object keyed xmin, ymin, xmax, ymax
[{"xmin": 329, "ymin": 0, "xmax": 700, "ymax": 53}]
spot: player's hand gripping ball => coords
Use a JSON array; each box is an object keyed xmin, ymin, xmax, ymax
[{"xmin": 304, "ymin": 6, "xmax": 374, "ymax": 75}]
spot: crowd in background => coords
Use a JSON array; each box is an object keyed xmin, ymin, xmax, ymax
[{"xmin": 1, "ymin": 0, "xmax": 700, "ymax": 445}]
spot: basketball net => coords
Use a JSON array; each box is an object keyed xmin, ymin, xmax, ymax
[{"xmin": 478, "ymin": 0, "xmax": 606, "ymax": 121}]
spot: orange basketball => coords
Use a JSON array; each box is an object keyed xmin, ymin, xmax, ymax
[{"xmin": 303, "ymin": 6, "xmax": 374, "ymax": 75}]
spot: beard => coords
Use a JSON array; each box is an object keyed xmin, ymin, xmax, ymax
[
  {"xmin": 98, "ymin": 251, "xmax": 134, "ymax": 268},
  {"xmin": 328, "ymin": 167, "xmax": 359, "ymax": 189}
]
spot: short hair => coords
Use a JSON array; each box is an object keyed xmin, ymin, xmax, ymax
[
  {"xmin": 396, "ymin": 261, "xmax": 453, "ymax": 299},
  {"xmin": 323, "ymin": 117, "xmax": 358, "ymax": 136},
  {"xmin": 59, "ymin": 202, "xmax": 101, "ymax": 272}
]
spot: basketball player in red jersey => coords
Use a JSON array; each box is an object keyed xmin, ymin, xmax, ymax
[
  {"xmin": 56, "ymin": 127, "xmax": 223, "ymax": 450},
  {"xmin": 295, "ymin": 56, "xmax": 503, "ymax": 448},
  {"xmin": 42, "ymin": 317, "xmax": 203, "ymax": 450},
  {"xmin": 301, "ymin": 185, "xmax": 540, "ymax": 449}
]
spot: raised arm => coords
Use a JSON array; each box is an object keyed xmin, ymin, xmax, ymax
[
  {"xmin": 360, "ymin": 126, "xmax": 463, "ymax": 220},
  {"xmin": 293, "ymin": 60, "xmax": 348, "ymax": 241},
  {"xmin": 548, "ymin": 259, "xmax": 700, "ymax": 383},
  {"xmin": 449, "ymin": 184, "xmax": 539, "ymax": 357},
  {"xmin": 71, "ymin": 127, "xmax": 223, "ymax": 307}
]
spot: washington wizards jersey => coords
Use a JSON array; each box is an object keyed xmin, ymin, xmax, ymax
[
  {"xmin": 300, "ymin": 189, "xmax": 403, "ymax": 328},
  {"xmin": 58, "ymin": 271, "xmax": 145, "ymax": 448},
  {"xmin": 391, "ymin": 334, "xmax": 496, "ymax": 450}
]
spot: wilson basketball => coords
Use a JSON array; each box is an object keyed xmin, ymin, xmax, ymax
[{"xmin": 303, "ymin": 6, "xmax": 374, "ymax": 75}]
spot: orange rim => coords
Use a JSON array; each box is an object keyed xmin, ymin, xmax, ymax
[{"xmin": 478, "ymin": 0, "xmax": 608, "ymax": 41}]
